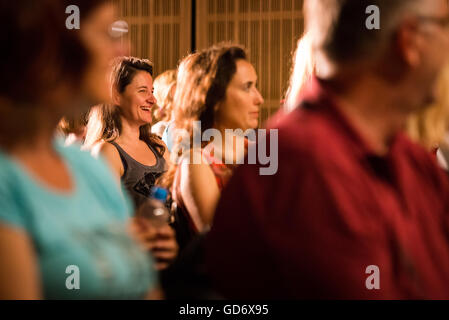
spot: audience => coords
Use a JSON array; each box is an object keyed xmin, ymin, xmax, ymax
[{"xmin": 3, "ymin": 0, "xmax": 449, "ymax": 301}]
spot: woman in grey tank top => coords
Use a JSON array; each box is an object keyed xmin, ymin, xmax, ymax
[
  {"xmin": 84, "ymin": 57, "xmax": 177, "ymax": 270},
  {"xmin": 84, "ymin": 57, "xmax": 170, "ymax": 209}
]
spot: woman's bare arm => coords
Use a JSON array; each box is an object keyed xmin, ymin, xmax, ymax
[
  {"xmin": 144, "ymin": 285, "xmax": 164, "ymax": 300},
  {"xmin": 97, "ymin": 142, "xmax": 124, "ymax": 181},
  {"xmin": 179, "ymin": 159, "xmax": 220, "ymax": 231},
  {"xmin": 0, "ymin": 224, "xmax": 42, "ymax": 299}
]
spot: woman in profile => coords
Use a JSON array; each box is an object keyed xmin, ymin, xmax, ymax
[
  {"xmin": 164, "ymin": 43, "xmax": 264, "ymax": 246},
  {"xmin": 0, "ymin": 0, "xmax": 162, "ymax": 299}
]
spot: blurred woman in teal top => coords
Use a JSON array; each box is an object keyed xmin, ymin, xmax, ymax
[{"xmin": 0, "ymin": 0, "xmax": 158, "ymax": 299}]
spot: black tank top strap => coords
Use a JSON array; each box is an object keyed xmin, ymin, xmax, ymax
[{"xmin": 110, "ymin": 141, "xmax": 129, "ymax": 175}]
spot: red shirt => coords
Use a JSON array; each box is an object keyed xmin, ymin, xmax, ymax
[
  {"xmin": 205, "ymin": 78, "xmax": 449, "ymax": 299},
  {"xmin": 201, "ymin": 147, "xmax": 238, "ymax": 191}
]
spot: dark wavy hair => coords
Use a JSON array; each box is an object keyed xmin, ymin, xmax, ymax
[
  {"xmin": 84, "ymin": 57, "xmax": 165, "ymax": 156},
  {"xmin": 174, "ymin": 43, "xmax": 247, "ymax": 135},
  {"xmin": 162, "ymin": 42, "xmax": 247, "ymax": 188}
]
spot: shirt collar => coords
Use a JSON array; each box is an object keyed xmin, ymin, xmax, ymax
[{"xmin": 299, "ymin": 76, "xmax": 408, "ymax": 160}]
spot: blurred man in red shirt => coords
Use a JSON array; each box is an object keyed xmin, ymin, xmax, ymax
[{"xmin": 206, "ymin": 0, "xmax": 449, "ymax": 299}]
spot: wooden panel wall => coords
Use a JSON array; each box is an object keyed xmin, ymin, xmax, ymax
[
  {"xmin": 196, "ymin": 0, "xmax": 304, "ymax": 123},
  {"xmin": 112, "ymin": 0, "xmax": 192, "ymax": 77},
  {"xmin": 112, "ymin": 0, "xmax": 304, "ymax": 123}
]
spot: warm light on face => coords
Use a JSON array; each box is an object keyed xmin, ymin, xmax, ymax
[
  {"xmin": 119, "ymin": 71, "xmax": 156, "ymax": 126},
  {"xmin": 215, "ymin": 59, "xmax": 264, "ymax": 132}
]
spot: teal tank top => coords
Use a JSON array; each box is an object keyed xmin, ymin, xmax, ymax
[{"xmin": 0, "ymin": 139, "xmax": 157, "ymax": 299}]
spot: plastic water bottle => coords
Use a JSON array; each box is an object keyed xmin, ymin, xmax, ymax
[{"xmin": 137, "ymin": 187, "xmax": 170, "ymax": 227}]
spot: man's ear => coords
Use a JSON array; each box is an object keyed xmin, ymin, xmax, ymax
[
  {"xmin": 396, "ymin": 19, "xmax": 422, "ymax": 68},
  {"xmin": 111, "ymin": 87, "xmax": 121, "ymax": 106}
]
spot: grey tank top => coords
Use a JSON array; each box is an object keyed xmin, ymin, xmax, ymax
[{"xmin": 111, "ymin": 141, "xmax": 166, "ymax": 210}]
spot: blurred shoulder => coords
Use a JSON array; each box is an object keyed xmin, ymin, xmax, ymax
[
  {"xmin": 267, "ymin": 107, "xmax": 337, "ymax": 162},
  {"xmin": 56, "ymin": 139, "xmax": 119, "ymax": 182},
  {"xmin": 0, "ymin": 150, "xmax": 21, "ymax": 198}
]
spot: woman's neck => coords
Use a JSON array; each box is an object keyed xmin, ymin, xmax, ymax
[
  {"xmin": 8, "ymin": 121, "xmax": 74, "ymax": 193},
  {"xmin": 3, "ymin": 110, "xmax": 59, "ymax": 157},
  {"xmin": 117, "ymin": 116, "xmax": 142, "ymax": 145},
  {"xmin": 11, "ymin": 131, "xmax": 55, "ymax": 157}
]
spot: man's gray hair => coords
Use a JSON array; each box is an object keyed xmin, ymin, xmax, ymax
[{"xmin": 305, "ymin": 0, "xmax": 422, "ymax": 65}]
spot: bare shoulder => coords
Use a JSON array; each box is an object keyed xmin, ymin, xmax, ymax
[
  {"xmin": 97, "ymin": 141, "xmax": 123, "ymax": 178},
  {"xmin": 178, "ymin": 154, "xmax": 220, "ymax": 230},
  {"xmin": 98, "ymin": 141, "xmax": 119, "ymax": 157},
  {"xmin": 183, "ymin": 161, "xmax": 213, "ymax": 178},
  {"xmin": 180, "ymin": 156, "xmax": 217, "ymax": 191}
]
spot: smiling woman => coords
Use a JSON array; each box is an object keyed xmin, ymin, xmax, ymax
[
  {"xmin": 84, "ymin": 57, "xmax": 178, "ymax": 271},
  {"xmin": 84, "ymin": 57, "xmax": 170, "ymax": 206}
]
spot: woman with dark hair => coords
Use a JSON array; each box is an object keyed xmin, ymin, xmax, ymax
[
  {"xmin": 84, "ymin": 57, "xmax": 178, "ymax": 270},
  {"xmin": 164, "ymin": 43, "xmax": 264, "ymax": 246},
  {"xmin": 0, "ymin": 0, "xmax": 160, "ymax": 299},
  {"xmin": 85, "ymin": 57, "xmax": 169, "ymax": 207}
]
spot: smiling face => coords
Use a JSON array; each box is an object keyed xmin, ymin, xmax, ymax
[
  {"xmin": 117, "ymin": 71, "xmax": 157, "ymax": 126},
  {"xmin": 215, "ymin": 59, "xmax": 264, "ymax": 131}
]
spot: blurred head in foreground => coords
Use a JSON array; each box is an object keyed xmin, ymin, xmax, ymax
[
  {"xmin": 0, "ymin": 0, "xmax": 124, "ymax": 149},
  {"xmin": 305, "ymin": 0, "xmax": 449, "ymax": 114},
  {"xmin": 0, "ymin": 0, "xmax": 158, "ymax": 301}
]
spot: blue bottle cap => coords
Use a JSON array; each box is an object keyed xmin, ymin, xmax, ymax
[{"xmin": 151, "ymin": 186, "xmax": 168, "ymax": 202}]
